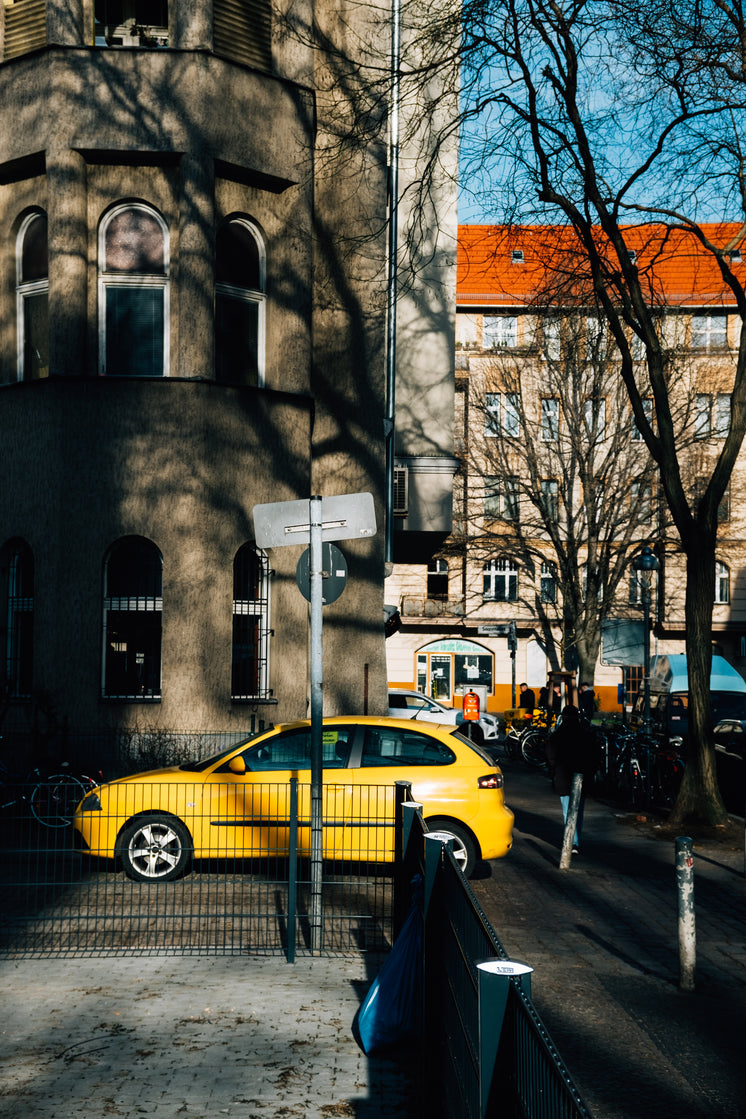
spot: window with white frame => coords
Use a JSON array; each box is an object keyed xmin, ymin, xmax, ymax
[
  {"xmin": 540, "ymin": 560, "xmax": 557, "ymax": 604},
  {"xmin": 691, "ymin": 314, "xmax": 727, "ymax": 350},
  {"xmin": 483, "ymin": 315, "xmax": 517, "ymax": 349},
  {"xmin": 215, "ymin": 217, "xmax": 266, "ymax": 386},
  {"xmin": 99, "ymin": 204, "xmax": 169, "ymax": 376},
  {"xmin": 715, "ymin": 393, "xmax": 731, "ymax": 437},
  {"xmin": 694, "ymin": 393, "xmax": 712, "ymax": 438},
  {"xmin": 632, "ymin": 397, "xmax": 654, "ymax": 441},
  {"xmin": 541, "ymin": 478, "xmax": 559, "ymax": 521},
  {"xmin": 427, "ymin": 559, "xmax": 449, "ymax": 600},
  {"xmin": 631, "ymin": 479, "xmax": 653, "ymax": 523},
  {"xmin": 585, "ymin": 316, "xmax": 610, "ymax": 362},
  {"xmin": 541, "ymin": 397, "xmax": 559, "ymax": 441},
  {"xmin": 543, "ymin": 317, "xmax": 562, "ymax": 361},
  {"xmin": 103, "ymin": 537, "xmax": 162, "ymax": 699},
  {"xmin": 584, "ymin": 397, "xmax": 606, "ymax": 438},
  {"xmin": 485, "ymin": 392, "xmax": 519, "ymax": 437},
  {"xmin": 4, "ymin": 539, "xmax": 33, "ymax": 698},
  {"xmin": 484, "ymin": 475, "xmax": 519, "ymax": 522},
  {"xmin": 232, "ymin": 543, "xmax": 271, "ymax": 699},
  {"xmin": 94, "ymin": 2, "xmax": 169, "ymax": 47},
  {"xmin": 483, "ymin": 558, "xmax": 518, "ymax": 602},
  {"xmin": 715, "ymin": 561, "xmax": 730, "ymax": 604},
  {"xmin": 16, "ymin": 211, "xmax": 49, "ymax": 381}
]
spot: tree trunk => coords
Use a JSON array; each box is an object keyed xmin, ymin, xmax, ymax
[{"xmin": 668, "ymin": 540, "xmax": 728, "ymax": 826}]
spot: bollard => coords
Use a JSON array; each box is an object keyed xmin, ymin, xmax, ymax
[
  {"xmin": 476, "ymin": 959, "xmax": 534, "ymax": 1118},
  {"xmin": 559, "ymin": 773, "xmax": 583, "ymax": 870},
  {"xmin": 676, "ymin": 836, "xmax": 696, "ymax": 991}
]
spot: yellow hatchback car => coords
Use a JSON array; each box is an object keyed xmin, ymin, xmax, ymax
[{"xmin": 73, "ymin": 716, "xmax": 514, "ymax": 880}]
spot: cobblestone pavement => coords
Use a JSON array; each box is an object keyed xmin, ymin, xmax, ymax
[
  {"xmin": 472, "ymin": 760, "xmax": 746, "ymax": 1119},
  {"xmin": 0, "ymin": 954, "xmax": 416, "ymax": 1119}
]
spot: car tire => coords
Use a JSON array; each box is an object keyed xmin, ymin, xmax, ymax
[
  {"xmin": 118, "ymin": 814, "xmax": 192, "ymax": 883},
  {"xmin": 425, "ymin": 818, "xmax": 478, "ymax": 878}
]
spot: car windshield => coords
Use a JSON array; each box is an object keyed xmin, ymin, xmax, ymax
[{"xmin": 179, "ymin": 730, "xmax": 265, "ymax": 772}]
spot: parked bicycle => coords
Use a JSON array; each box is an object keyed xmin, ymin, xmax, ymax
[{"xmin": 0, "ymin": 758, "xmax": 100, "ymax": 828}]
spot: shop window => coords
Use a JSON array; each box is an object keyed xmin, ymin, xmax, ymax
[
  {"xmin": 103, "ymin": 537, "xmax": 162, "ymax": 699},
  {"xmin": 3, "ymin": 539, "xmax": 33, "ymax": 698},
  {"xmin": 99, "ymin": 204, "xmax": 169, "ymax": 376},
  {"xmin": 16, "ymin": 211, "xmax": 48, "ymax": 381},
  {"xmin": 232, "ymin": 543, "xmax": 270, "ymax": 700},
  {"xmin": 215, "ymin": 218, "xmax": 266, "ymax": 386}
]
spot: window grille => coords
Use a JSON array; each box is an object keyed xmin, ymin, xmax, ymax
[
  {"xmin": 5, "ymin": 542, "xmax": 33, "ymax": 698},
  {"xmin": 393, "ymin": 467, "xmax": 408, "ymax": 515},
  {"xmin": 103, "ymin": 537, "xmax": 163, "ymax": 699},
  {"xmin": 232, "ymin": 544, "xmax": 271, "ymax": 700}
]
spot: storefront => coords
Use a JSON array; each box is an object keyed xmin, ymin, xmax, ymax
[{"xmin": 415, "ymin": 639, "xmax": 494, "ymax": 704}]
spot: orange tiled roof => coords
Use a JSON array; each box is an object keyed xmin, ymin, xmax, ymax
[{"xmin": 457, "ymin": 223, "xmax": 746, "ymax": 309}]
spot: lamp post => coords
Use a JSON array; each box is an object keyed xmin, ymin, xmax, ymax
[{"xmin": 633, "ymin": 546, "xmax": 659, "ymax": 735}]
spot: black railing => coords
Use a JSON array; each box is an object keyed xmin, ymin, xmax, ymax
[
  {"xmin": 396, "ymin": 804, "xmax": 593, "ymax": 1119},
  {"xmin": 0, "ymin": 778, "xmax": 395, "ymax": 960}
]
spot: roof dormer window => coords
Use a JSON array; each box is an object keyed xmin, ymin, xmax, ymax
[{"xmin": 511, "ymin": 250, "xmax": 524, "ymax": 264}]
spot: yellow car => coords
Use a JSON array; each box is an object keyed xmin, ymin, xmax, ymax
[{"xmin": 73, "ymin": 716, "xmax": 514, "ymax": 881}]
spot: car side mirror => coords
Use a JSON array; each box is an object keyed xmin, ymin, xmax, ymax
[{"xmin": 228, "ymin": 756, "xmax": 246, "ymax": 775}]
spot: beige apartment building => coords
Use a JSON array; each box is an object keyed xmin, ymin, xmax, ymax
[
  {"xmin": 386, "ymin": 223, "xmax": 746, "ymax": 715},
  {"xmin": 0, "ymin": 1, "xmax": 457, "ymax": 760}
]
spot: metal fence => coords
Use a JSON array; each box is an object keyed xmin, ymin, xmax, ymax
[
  {"xmin": 0, "ymin": 778, "xmax": 396, "ymax": 959},
  {"xmin": 398, "ymin": 806, "xmax": 593, "ymax": 1119}
]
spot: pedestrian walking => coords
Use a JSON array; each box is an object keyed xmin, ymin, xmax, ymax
[
  {"xmin": 519, "ymin": 682, "xmax": 536, "ymax": 710},
  {"xmin": 545, "ymin": 705, "xmax": 599, "ymax": 853},
  {"xmin": 579, "ymin": 682, "xmax": 595, "ymax": 722}
]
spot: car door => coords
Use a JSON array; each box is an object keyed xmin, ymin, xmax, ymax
[
  {"xmin": 348, "ymin": 724, "xmax": 460, "ymax": 862},
  {"xmin": 201, "ymin": 725, "xmax": 358, "ymax": 859}
]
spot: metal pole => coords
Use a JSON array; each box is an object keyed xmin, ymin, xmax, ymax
[
  {"xmin": 384, "ymin": 0, "xmax": 401, "ymax": 565},
  {"xmin": 676, "ymin": 836, "xmax": 696, "ymax": 991},
  {"xmin": 559, "ymin": 772, "xmax": 583, "ymax": 870},
  {"xmin": 642, "ymin": 579, "xmax": 651, "ymax": 735},
  {"xmin": 309, "ymin": 496, "xmax": 324, "ymax": 952}
]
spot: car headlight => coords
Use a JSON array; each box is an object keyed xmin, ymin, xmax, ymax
[{"xmin": 79, "ymin": 792, "xmax": 103, "ymax": 812}]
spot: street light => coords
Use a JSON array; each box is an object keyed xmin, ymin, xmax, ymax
[{"xmin": 633, "ymin": 546, "xmax": 659, "ymax": 735}]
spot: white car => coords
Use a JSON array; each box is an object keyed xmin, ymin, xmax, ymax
[{"xmin": 388, "ymin": 688, "xmax": 501, "ymax": 745}]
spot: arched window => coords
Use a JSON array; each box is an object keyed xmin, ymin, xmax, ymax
[
  {"xmin": 483, "ymin": 558, "xmax": 518, "ymax": 603},
  {"xmin": 103, "ymin": 537, "xmax": 162, "ymax": 698},
  {"xmin": 215, "ymin": 218, "xmax": 265, "ymax": 386},
  {"xmin": 232, "ymin": 544, "xmax": 271, "ymax": 699},
  {"xmin": 3, "ymin": 539, "xmax": 34, "ymax": 698},
  {"xmin": 99, "ymin": 204, "xmax": 169, "ymax": 376},
  {"xmin": 715, "ymin": 561, "xmax": 730, "ymax": 605},
  {"xmin": 16, "ymin": 211, "xmax": 49, "ymax": 381}
]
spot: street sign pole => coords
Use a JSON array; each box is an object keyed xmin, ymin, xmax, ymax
[{"xmin": 309, "ymin": 497, "xmax": 324, "ymax": 952}]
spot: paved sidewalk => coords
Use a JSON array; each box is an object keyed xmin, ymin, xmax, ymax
[
  {"xmin": 1, "ymin": 763, "xmax": 744, "ymax": 1119},
  {"xmin": 472, "ymin": 760, "xmax": 746, "ymax": 1119},
  {"xmin": 0, "ymin": 954, "xmax": 416, "ymax": 1119}
]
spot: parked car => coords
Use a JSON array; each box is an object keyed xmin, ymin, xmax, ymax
[
  {"xmin": 713, "ymin": 718, "xmax": 746, "ymax": 759},
  {"xmin": 388, "ymin": 688, "xmax": 501, "ymax": 746},
  {"xmin": 73, "ymin": 716, "xmax": 514, "ymax": 882}
]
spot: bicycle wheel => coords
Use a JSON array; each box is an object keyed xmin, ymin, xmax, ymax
[
  {"xmin": 30, "ymin": 774, "xmax": 89, "ymax": 828},
  {"xmin": 521, "ymin": 730, "xmax": 547, "ymax": 768}
]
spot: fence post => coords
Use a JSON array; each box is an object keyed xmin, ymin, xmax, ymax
[
  {"xmin": 676, "ymin": 835, "xmax": 696, "ymax": 991},
  {"xmin": 476, "ymin": 960, "xmax": 534, "ymax": 1119},
  {"xmin": 559, "ymin": 773, "xmax": 583, "ymax": 870},
  {"xmin": 286, "ymin": 777, "xmax": 298, "ymax": 964},
  {"xmin": 393, "ymin": 780, "xmax": 413, "ymax": 935}
]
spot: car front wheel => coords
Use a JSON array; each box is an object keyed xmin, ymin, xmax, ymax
[
  {"xmin": 119, "ymin": 814, "xmax": 192, "ymax": 883},
  {"xmin": 425, "ymin": 818, "xmax": 478, "ymax": 878}
]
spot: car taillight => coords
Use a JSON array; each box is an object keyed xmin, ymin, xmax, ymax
[{"xmin": 478, "ymin": 772, "xmax": 503, "ymax": 789}]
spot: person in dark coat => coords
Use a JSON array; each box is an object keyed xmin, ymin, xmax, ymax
[
  {"xmin": 519, "ymin": 682, "xmax": 536, "ymax": 710},
  {"xmin": 545, "ymin": 705, "xmax": 599, "ymax": 853},
  {"xmin": 579, "ymin": 682, "xmax": 595, "ymax": 721}
]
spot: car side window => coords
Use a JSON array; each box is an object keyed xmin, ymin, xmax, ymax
[
  {"xmin": 239, "ymin": 726, "xmax": 355, "ymax": 771},
  {"xmin": 360, "ymin": 728, "xmax": 455, "ymax": 767}
]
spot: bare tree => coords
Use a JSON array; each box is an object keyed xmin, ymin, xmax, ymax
[{"xmin": 451, "ymin": 306, "xmax": 660, "ymax": 686}]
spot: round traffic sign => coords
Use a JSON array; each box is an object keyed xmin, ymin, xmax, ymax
[{"xmin": 296, "ymin": 543, "xmax": 348, "ymax": 604}]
